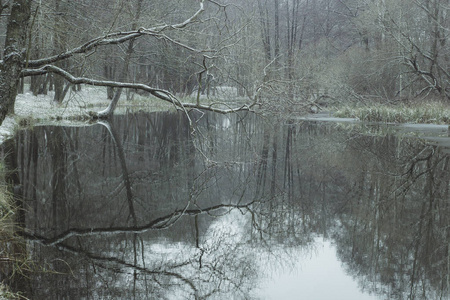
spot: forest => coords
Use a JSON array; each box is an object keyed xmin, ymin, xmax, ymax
[
  {"xmin": 0, "ymin": 1, "xmax": 449, "ymax": 298},
  {"xmin": 0, "ymin": 0, "xmax": 449, "ymax": 123}
]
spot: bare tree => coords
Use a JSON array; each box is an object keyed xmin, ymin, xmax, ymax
[
  {"xmin": 0, "ymin": 0, "xmax": 259, "ymax": 127},
  {"xmin": 0, "ymin": 0, "xmax": 32, "ymax": 119},
  {"xmin": 383, "ymin": 0, "xmax": 450, "ymax": 99}
]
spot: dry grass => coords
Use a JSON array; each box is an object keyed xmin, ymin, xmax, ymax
[
  {"xmin": 334, "ymin": 101, "xmax": 450, "ymax": 124},
  {"xmin": 0, "ymin": 171, "xmax": 30, "ymax": 300}
]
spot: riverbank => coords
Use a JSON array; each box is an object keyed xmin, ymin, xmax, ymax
[
  {"xmin": 0, "ymin": 86, "xmax": 173, "ymax": 144},
  {"xmin": 1, "ymin": 88, "xmax": 450, "ymax": 144},
  {"xmin": 333, "ymin": 101, "xmax": 450, "ymax": 125}
]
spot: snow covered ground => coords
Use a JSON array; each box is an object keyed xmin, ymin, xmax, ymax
[{"xmin": 0, "ymin": 86, "xmax": 169, "ymax": 144}]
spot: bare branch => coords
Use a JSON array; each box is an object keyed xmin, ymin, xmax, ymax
[
  {"xmin": 26, "ymin": 31, "xmax": 143, "ymax": 68},
  {"xmin": 21, "ymin": 65, "xmax": 257, "ymax": 115},
  {"xmin": 24, "ymin": 0, "xmax": 206, "ymax": 68},
  {"xmin": 22, "ymin": 64, "xmax": 173, "ymax": 99},
  {"xmin": 140, "ymin": 0, "xmax": 205, "ymax": 32},
  {"xmin": 21, "ymin": 201, "xmax": 256, "ymax": 246}
]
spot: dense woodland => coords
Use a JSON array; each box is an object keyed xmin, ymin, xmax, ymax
[{"xmin": 0, "ymin": 0, "xmax": 449, "ymax": 121}]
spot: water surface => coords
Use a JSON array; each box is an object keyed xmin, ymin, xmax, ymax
[{"xmin": 1, "ymin": 111, "xmax": 449, "ymax": 299}]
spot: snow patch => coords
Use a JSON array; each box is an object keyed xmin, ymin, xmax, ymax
[{"xmin": 0, "ymin": 86, "xmax": 112, "ymax": 143}]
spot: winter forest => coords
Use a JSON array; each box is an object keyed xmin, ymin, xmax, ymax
[
  {"xmin": 0, "ymin": 1, "xmax": 449, "ymax": 299},
  {"xmin": 0, "ymin": 0, "xmax": 449, "ymax": 123}
]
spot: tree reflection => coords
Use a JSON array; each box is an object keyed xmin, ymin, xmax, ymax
[
  {"xmin": 333, "ymin": 132, "xmax": 450, "ymax": 300},
  {"xmin": 3, "ymin": 112, "xmax": 266, "ymax": 299},
  {"xmin": 1, "ymin": 112, "xmax": 449, "ymax": 299}
]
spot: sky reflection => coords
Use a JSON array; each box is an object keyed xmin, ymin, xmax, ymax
[{"xmin": 257, "ymin": 238, "xmax": 380, "ymax": 300}]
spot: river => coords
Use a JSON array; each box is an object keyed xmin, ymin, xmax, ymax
[{"xmin": 1, "ymin": 110, "xmax": 449, "ymax": 299}]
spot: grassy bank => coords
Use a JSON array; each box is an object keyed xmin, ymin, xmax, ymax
[
  {"xmin": 0, "ymin": 171, "xmax": 30, "ymax": 300},
  {"xmin": 333, "ymin": 102, "xmax": 450, "ymax": 124}
]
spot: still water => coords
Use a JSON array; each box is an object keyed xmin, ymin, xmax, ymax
[{"xmin": 1, "ymin": 111, "xmax": 449, "ymax": 299}]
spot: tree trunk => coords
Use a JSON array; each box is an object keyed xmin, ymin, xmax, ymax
[
  {"xmin": 53, "ymin": 68, "xmax": 65, "ymax": 102},
  {"xmin": 274, "ymin": 0, "xmax": 280, "ymax": 60},
  {"xmin": 97, "ymin": 0, "xmax": 143, "ymax": 118},
  {"xmin": 104, "ymin": 64, "xmax": 115, "ymax": 100},
  {"xmin": 257, "ymin": 0, "xmax": 272, "ymax": 65},
  {"xmin": 0, "ymin": 0, "xmax": 32, "ymax": 124},
  {"xmin": 53, "ymin": 0, "xmax": 68, "ymax": 103}
]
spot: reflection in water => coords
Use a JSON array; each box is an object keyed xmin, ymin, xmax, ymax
[
  {"xmin": 257, "ymin": 238, "xmax": 378, "ymax": 300},
  {"xmin": 1, "ymin": 111, "xmax": 449, "ymax": 299}
]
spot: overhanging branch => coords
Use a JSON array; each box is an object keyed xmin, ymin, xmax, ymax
[
  {"xmin": 24, "ymin": 0, "xmax": 206, "ymax": 68},
  {"xmin": 26, "ymin": 31, "xmax": 143, "ymax": 68},
  {"xmin": 22, "ymin": 64, "xmax": 174, "ymax": 101},
  {"xmin": 21, "ymin": 65, "xmax": 257, "ymax": 115},
  {"xmin": 21, "ymin": 201, "xmax": 256, "ymax": 246}
]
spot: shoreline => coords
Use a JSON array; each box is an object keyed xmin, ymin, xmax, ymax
[{"xmin": 1, "ymin": 87, "xmax": 449, "ymax": 144}]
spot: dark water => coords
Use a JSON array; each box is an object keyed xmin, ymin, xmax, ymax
[{"xmin": 1, "ymin": 111, "xmax": 449, "ymax": 299}]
